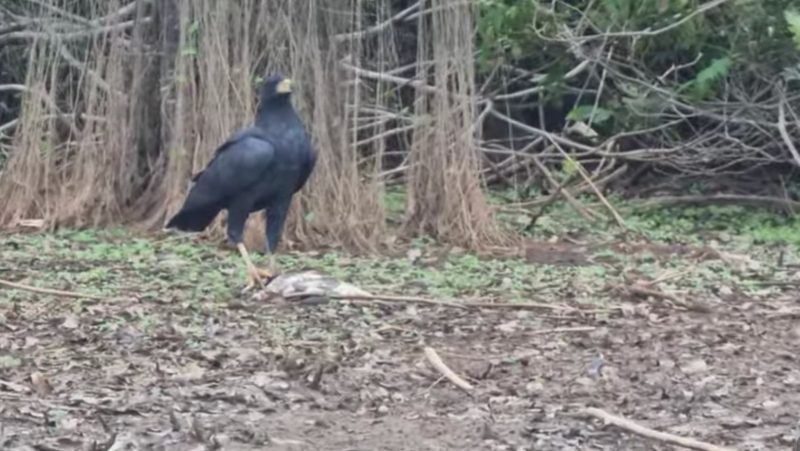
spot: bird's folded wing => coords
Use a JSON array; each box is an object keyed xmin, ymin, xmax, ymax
[{"xmin": 182, "ymin": 133, "xmax": 276, "ymax": 209}]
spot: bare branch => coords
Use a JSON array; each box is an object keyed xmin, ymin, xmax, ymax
[
  {"xmin": 334, "ymin": 2, "xmax": 419, "ymax": 42},
  {"xmin": 26, "ymin": 0, "xmax": 93, "ymax": 27},
  {"xmin": 492, "ymin": 60, "xmax": 591, "ymax": 101},
  {"xmin": 0, "ymin": 84, "xmax": 29, "ymax": 93},
  {"xmin": 0, "ymin": 119, "xmax": 18, "ymax": 135},
  {"xmin": 57, "ymin": 45, "xmax": 126, "ymax": 98},
  {"xmin": 777, "ymin": 88, "xmax": 800, "ymax": 167},
  {"xmin": 92, "ymin": 1, "xmax": 144, "ymax": 26},
  {"xmin": 340, "ymin": 58, "xmax": 445, "ymax": 97},
  {"xmin": 0, "ymin": 18, "xmax": 147, "ymax": 44},
  {"xmin": 565, "ymin": 0, "xmax": 732, "ymax": 44}
]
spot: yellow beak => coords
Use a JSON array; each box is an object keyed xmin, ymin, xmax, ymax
[{"xmin": 276, "ymin": 78, "xmax": 293, "ymax": 93}]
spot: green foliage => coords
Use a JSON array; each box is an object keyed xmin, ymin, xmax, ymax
[
  {"xmin": 786, "ymin": 9, "xmax": 800, "ymax": 49},
  {"xmin": 485, "ymin": 186, "xmax": 800, "ymax": 247},
  {"xmin": 625, "ymin": 203, "xmax": 800, "ymax": 246},
  {"xmin": 2, "ymin": 189, "xmax": 798, "ymax": 313},
  {"xmin": 561, "ymin": 157, "xmax": 579, "ymax": 179},
  {"xmin": 181, "ymin": 20, "xmax": 201, "ymax": 58},
  {"xmin": 683, "ymin": 56, "xmax": 733, "ymax": 100},
  {"xmin": 475, "ymin": 0, "xmax": 536, "ymax": 69},
  {"xmin": 566, "ymin": 105, "xmax": 613, "ymax": 125},
  {"xmin": 474, "ymin": 0, "xmax": 799, "ymax": 137}
]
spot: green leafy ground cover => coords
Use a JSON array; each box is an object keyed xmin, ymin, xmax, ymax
[{"xmin": 1, "ymin": 196, "xmax": 799, "ymax": 450}]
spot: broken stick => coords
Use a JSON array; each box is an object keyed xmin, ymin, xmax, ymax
[
  {"xmin": 582, "ymin": 407, "xmax": 737, "ymax": 451},
  {"xmin": 0, "ymin": 277, "xmax": 102, "ymax": 299},
  {"xmin": 423, "ymin": 346, "xmax": 473, "ymax": 392},
  {"xmin": 331, "ymin": 293, "xmax": 591, "ymax": 313}
]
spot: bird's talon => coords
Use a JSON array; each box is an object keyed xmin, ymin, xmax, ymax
[
  {"xmin": 242, "ymin": 268, "xmax": 266, "ymax": 294},
  {"xmin": 257, "ymin": 268, "xmax": 276, "ymax": 281},
  {"xmin": 242, "ymin": 283, "xmax": 255, "ymax": 294}
]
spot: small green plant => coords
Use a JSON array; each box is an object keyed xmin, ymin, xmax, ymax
[{"xmin": 681, "ymin": 56, "xmax": 733, "ymax": 100}]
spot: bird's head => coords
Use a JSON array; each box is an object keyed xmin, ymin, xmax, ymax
[{"xmin": 259, "ymin": 73, "xmax": 293, "ymax": 103}]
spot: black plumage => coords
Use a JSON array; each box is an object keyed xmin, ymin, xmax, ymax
[{"xmin": 166, "ymin": 73, "xmax": 316, "ymax": 288}]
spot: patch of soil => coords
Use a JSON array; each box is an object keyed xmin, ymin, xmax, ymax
[{"xmin": 1, "ymin": 286, "xmax": 798, "ymax": 450}]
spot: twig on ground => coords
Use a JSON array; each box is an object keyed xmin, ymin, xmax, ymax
[
  {"xmin": 423, "ymin": 346, "xmax": 474, "ymax": 392},
  {"xmin": 462, "ymin": 300, "xmax": 580, "ymax": 312},
  {"xmin": 621, "ymin": 282, "xmax": 711, "ymax": 313},
  {"xmin": 0, "ymin": 277, "xmax": 103, "ymax": 299},
  {"xmin": 626, "ymin": 283, "xmax": 680, "ymax": 303},
  {"xmin": 529, "ymin": 326, "xmax": 596, "ymax": 335},
  {"xmin": 328, "ymin": 293, "xmax": 468, "ymax": 309},
  {"xmin": 647, "ymin": 269, "xmax": 692, "ymax": 286},
  {"xmin": 329, "ymin": 293, "xmax": 596, "ymax": 313},
  {"xmin": 0, "ymin": 379, "xmax": 31, "ymax": 393},
  {"xmin": 581, "ymin": 407, "xmax": 738, "ymax": 451}
]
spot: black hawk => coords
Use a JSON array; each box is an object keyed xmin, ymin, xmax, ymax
[{"xmin": 166, "ymin": 73, "xmax": 316, "ymax": 289}]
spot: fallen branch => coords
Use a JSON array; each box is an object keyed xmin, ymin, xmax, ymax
[
  {"xmin": 529, "ymin": 326, "xmax": 595, "ymax": 335},
  {"xmin": 493, "ymin": 137, "xmax": 600, "ymax": 222},
  {"xmin": 617, "ymin": 282, "xmax": 711, "ymax": 313},
  {"xmin": 423, "ymin": 346, "xmax": 474, "ymax": 392},
  {"xmin": 462, "ymin": 300, "xmax": 581, "ymax": 312},
  {"xmin": 0, "ymin": 379, "xmax": 31, "ymax": 393},
  {"xmin": 581, "ymin": 407, "xmax": 738, "ymax": 451},
  {"xmin": 0, "ymin": 277, "xmax": 103, "ymax": 299},
  {"xmin": 527, "ymin": 150, "xmax": 601, "ymax": 222},
  {"xmin": 327, "ymin": 293, "xmax": 468, "ymax": 309},
  {"xmin": 329, "ymin": 293, "xmax": 588, "ymax": 312},
  {"xmin": 559, "ymin": 153, "xmax": 626, "ymax": 229}
]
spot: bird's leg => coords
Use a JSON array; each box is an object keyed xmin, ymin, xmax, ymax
[
  {"xmin": 261, "ymin": 201, "xmax": 289, "ymax": 280},
  {"xmin": 267, "ymin": 250, "xmax": 277, "ymax": 275},
  {"xmin": 237, "ymin": 243, "xmax": 265, "ymax": 292},
  {"xmin": 247, "ymin": 243, "xmax": 277, "ymax": 282},
  {"xmin": 256, "ymin": 247, "xmax": 277, "ymax": 280}
]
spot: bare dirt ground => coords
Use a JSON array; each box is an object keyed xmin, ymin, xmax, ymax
[{"xmin": 2, "ymin": 236, "xmax": 800, "ymax": 450}]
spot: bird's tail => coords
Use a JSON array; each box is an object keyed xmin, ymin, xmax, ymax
[{"xmin": 165, "ymin": 205, "xmax": 221, "ymax": 232}]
